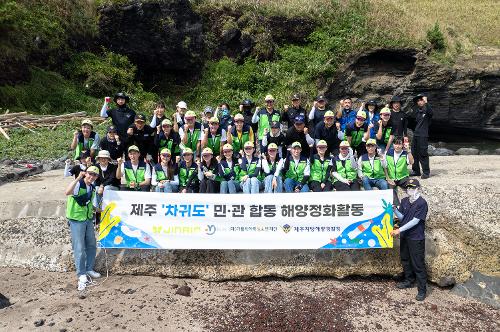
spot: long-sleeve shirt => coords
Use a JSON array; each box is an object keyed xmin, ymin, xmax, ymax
[
  {"xmin": 284, "ymin": 127, "xmax": 314, "ymax": 157},
  {"xmin": 274, "ymin": 157, "xmax": 311, "ymax": 184},
  {"xmin": 413, "ymin": 104, "xmax": 433, "ymax": 137}
]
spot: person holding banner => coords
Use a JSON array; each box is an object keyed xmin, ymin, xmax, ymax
[
  {"xmin": 177, "ymin": 148, "xmax": 199, "ymax": 193},
  {"xmin": 262, "ymin": 143, "xmax": 283, "ymax": 193},
  {"xmin": 198, "ymin": 147, "xmax": 221, "ymax": 193},
  {"xmin": 219, "ymin": 144, "xmax": 241, "ymax": 194},
  {"xmin": 309, "ymin": 140, "xmax": 333, "ymax": 192},
  {"xmin": 358, "ymin": 139, "xmax": 388, "ymax": 190},
  {"xmin": 227, "ymin": 113, "xmax": 254, "ymax": 158},
  {"xmin": 65, "ymin": 166, "xmax": 103, "ymax": 291},
  {"xmin": 277, "ymin": 141, "xmax": 311, "ymax": 193},
  {"xmin": 386, "ymin": 137, "xmax": 414, "ymax": 205},
  {"xmin": 152, "ymin": 148, "xmax": 179, "ymax": 193},
  {"xmin": 239, "ymin": 141, "xmax": 262, "ymax": 194},
  {"xmin": 331, "ymin": 141, "xmax": 360, "ymax": 191},
  {"xmin": 391, "ymin": 179, "xmax": 428, "ymax": 301},
  {"xmin": 116, "ymin": 145, "xmax": 151, "ymax": 192}
]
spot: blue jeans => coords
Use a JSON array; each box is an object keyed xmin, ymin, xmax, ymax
[
  {"xmin": 220, "ymin": 180, "xmax": 240, "ymax": 194},
  {"xmin": 155, "ymin": 182, "xmax": 179, "ymax": 193},
  {"xmin": 68, "ymin": 219, "xmax": 97, "ymax": 277},
  {"xmin": 264, "ymin": 175, "xmax": 283, "ymax": 193},
  {"xmin": 284, "ymin": 178, "xmax": 310, "ymax": 193},
  {"xmin": 362, "ymin": 177, "xmax": 388, "ymax": 190},
  {"xmin": 240, "ymin": 177, "xmax": 261, "ymax": 194}
]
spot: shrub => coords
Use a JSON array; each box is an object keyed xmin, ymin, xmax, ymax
[{"xmin": 427, "ymin": 22, "xmax": 446, "ymax": 51}]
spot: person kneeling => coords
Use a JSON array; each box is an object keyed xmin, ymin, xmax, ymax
[
  {"xmin": 116, "ymin": 145, "xmax": 151, "ymax": 191},
  {"xmin": 198, "ymin": 147, "xmax": 220, "ymax": 193},
  {"xmin": 331, "ymin": 141, "xmax": 360, "ymax": 191},
  {"xmin": 278, "ymin": 142, "xmax": 310, "ymax": 193}
]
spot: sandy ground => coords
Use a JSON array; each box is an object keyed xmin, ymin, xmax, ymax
[{"xmin": 0, "ymin": 268, "xmax": 498, "ymax": 332}]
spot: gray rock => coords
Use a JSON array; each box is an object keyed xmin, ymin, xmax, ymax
[
  {"xmin": 0, "ymin": 293, "xmax": 11, "ymax": 309},
  {"xmin": 455, "ymin": 148, "xmax": 479, "ymax": 155},
  {"xmin": 429, "ymin": 148, "xmax": 454, "ymax": 156},
  {"xmin": 452, "ymin": 272, "xmax": 499, "ymax": 308},
  {"xmin": 494, "ymin": 148, "xmax": 500, "ymax": 155}
]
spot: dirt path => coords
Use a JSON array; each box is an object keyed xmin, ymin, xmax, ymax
[{"xmin": 0, "ymin": 268, "xmax": 498, "ymax": 332}]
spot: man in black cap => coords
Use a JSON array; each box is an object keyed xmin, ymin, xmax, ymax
[
  {"xmin": 239, "ymin": 99, "xmax": 257, "ymax": 134},
  {"xmin": 284, "ymin": 115, "xmax": 314, "ymax": 157},
  {"xmin": 388, "ymin": 96, "xmax": 408, "ymax": 139},
  {"xmin": 100, "ymin": 92, "xmax": 136, "ymax": 141},
  {"xmin": 391, "ymin": 178, "xmax": 428, "ymax": 301},
  {"xmin": 308, "ymin": 95, "xmax": 331, "ymax": 129},
  {"xmin": 411, "ymin": 94, "xmax": 432, "ymax": 179},
  {"xmin": 99, "ymin": 125, "xmax": 124, "ymax": 161},
  {"xmin": 282, "ymin": 93, "xmax": 308, "ymax": 128},
  {"xmin": 126, "ymin": 114, "xmax": 155, "ymax": 161}
]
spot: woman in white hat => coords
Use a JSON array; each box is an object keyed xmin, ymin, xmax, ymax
[{"xmin": 95, "ymin": 150, "xmax": 120, "ymax": 192}]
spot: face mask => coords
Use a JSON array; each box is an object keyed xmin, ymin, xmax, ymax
[{"xmin": 222, "ymin": 110, "xmax": 229, "ymax": 117}]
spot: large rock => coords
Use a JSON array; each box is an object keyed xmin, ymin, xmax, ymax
[
  {"xmin": 455, "ymin": 147, "xmax": 480, "ymax": 155},
  {"xmin": 99, "ymin": 0, "xmax": 205, "ymax": 82},
  {"xmin": 324, "ymin": 47, "xmax": 500, "ymax": 139},
  {"xmin": 0, "ymin": 160, "xmax": 499, "ymax": 290}
]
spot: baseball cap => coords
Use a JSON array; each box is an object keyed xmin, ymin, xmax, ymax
[
  {"xmin": 202, "ymin": 147, "xmax": 213, "ymax": 155},
  {"xmin": 317, "ymin": 140, "xmax": 327, "ymax": 147},
  {"xmin": 294, "ymin": 115, "xmax": 305, "ymax": 124},
  {"xmin": 268, "ymin": 143, "xmax": 278, "ymax": 150},
  {"xmin": 413, "ymin": 93, "xmax": 425, "ymax": 103},
  {"xmin": 380, "ymin": 107, "xmax": 391, "ymax": 115},
  {"xmin": 177, "ymin": 101, "xmax": 187, "ymax": 109},
  {"xmin": 81, "ymin": 119, "xmax": 93, "ymax": 127},
  {"xmin": 366, "ymin": 139, "xmax": 377, "ymax": 146},
  {"xmin": 244, "ymin": 141, "xmax": 254, "ymax": 148},
  {"xmin": 86, "ymin": 166, "xmax": 99, "ymax": 174},
  {"xmin": 203, "ymin": 106, "xmax": 214, "ymax": 114},
  {"xmin": 184, "ymin": 110, "xmax": 196, "ymax": 118},
  {"xmin": 134, "ymin": 114, "xmax": 146, "ymax": 122},
  {"xmin": 209, "ymin": 117, "xmax": 219, "ymax": 123},
  {"xmin": 265, "ymin": 94, "xmax": 275, "ymax": 101},
  {"xmin": 316, "ymin": 95, "xmax": 327, "ymax": 102},
  {"xmin": 407, "ymin": 178, "xmax": 421, "ymax": 188},
  {"xmin": 291, "ymin": 141, "xmax": 302, "ymax": 149},
  {"xmin": 234, "ymin": 113, "xmax": 244, "ymax": 121},
  {"xmin": 160, "ymin": 148, "xmax": 171, "ymax": 155},
  {"xmin": 324, "ymin": 111, "xmax": 335, "ymax": 118},
  {"xmin": 291, "ymin": 93, "xmax": 300, "ymax": 100},
  {"xmin": 107, "ymin": 125, "xmax": 117, "ymax": 133},
  {"xmin": 161, "ymin": 119, "xmax": 173, "ymax": 126},
  {"xmin": 271, "ymin": 121, "xmax": 280, "ymax": 129},
  {"xmin": 182, "ymin": 148, "xmax": 193, "ymax": 155},
  {"xmin": 356, "ymin": 110, "xmax": 367, "ymax": 119},
  {"xmin": 339, "ymin": 141, "xmax": 350, "ymax": 148},
  {"xmin": 222, "ymin": 143, "xmax": 233, "ymax": 151},
  {"xmin": 128, "ymin": 145, "xmax": 140, "ymax": 152}
]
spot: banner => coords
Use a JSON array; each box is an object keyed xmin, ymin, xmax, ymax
[{"xmin": 98, "ymin": 190, "xmax": 394, "ymax": 249}]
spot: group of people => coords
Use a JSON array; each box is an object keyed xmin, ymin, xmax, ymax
[
  {"xmin": 65, "ymin": 92, "xmax": 431, "ymax": 300},
  {"xmin": 65, "ymin": 92, "xmax": 433, "ymax": 198}
]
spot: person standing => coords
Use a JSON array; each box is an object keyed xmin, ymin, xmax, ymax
[
  {"xmin": 282, "ymin": 93, "xmax": 308, "ymax": 129},
  {"xmin": 411, "ymin": 94, "xmax": 432, "ymax": 179},
  {"xmin": 252, "ymin": 94, "xmax": 281, "ymax": 151},
  {"xmin": 313, "ymin": 110, "xmax": 340, "ymax": 157},
  {"xmin": 391, "ymin": 179, "xmax": 429, "ymax": 301},
  {"xmin": 126, "ymin": 114, "xmax": 155, "ymax": 161},
  {"xmin": 65, "ymin": 166, "xmax": 103, "ymax": 291},
  {"xmin": 386, "ymin": 137, "xmax": 414, "ymax": 205},
  {"xmin": 308, "ymin": 95, "xmax": 330, "ymax": 129},
  {"xmin": 388, "ymin": 96, "xmax": 408, "ymax": 139},
  {"xmin": 100, "ymin": 92, "xmax": 136, "ymax": 141}
]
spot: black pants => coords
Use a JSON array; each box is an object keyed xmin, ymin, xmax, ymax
[
  {"xmin": 353, "ymin": 142, "xmax": 367, "ymax": 158},
  {"xmin": 333, "ymin": 180, "xmax": 360, "ymax": 191},
  {"xmin": 400, "ymin": 237, "xmax": 427, "ymax": 293},
  {"xmin": 412, "ymin": 136, "xmax": 430, "ymax": 175},
  {"xmin": 309, "ymin": 181, "xmax": 333, "ymax": 192},
  {"xmin": 200, "ymin": 178, "xmax": 220, "ymax": 193},
  {"xmin": 390, "ymin": 177, "xmax": 409, "ymax": 206},
  {"xmin": 120, "ymin": 185, "xmax": 150, "ymax": 192},
  {"xmin": 179, "ymin": 184, "xmax": 199, "ymax": 193}
]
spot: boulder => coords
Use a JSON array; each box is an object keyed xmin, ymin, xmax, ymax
[
  {"xmin": 0, "ymin": 159, "xmax": 499, "ymax": 293},
  {"xmin": 429, "ymin": 148, "xmax": 454, "ymax": 156},
  {"xmin": 455, "ymin": 147, "xmax": 480, "ymax": 155},
  {"xmin": 494, "ymin": 148, "xmax": 500, "ymax": 155}
]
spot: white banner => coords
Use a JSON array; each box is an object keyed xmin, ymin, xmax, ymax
[{"xmin": 98, "ymin": 190, "xmax": 394, "ymax": 249}]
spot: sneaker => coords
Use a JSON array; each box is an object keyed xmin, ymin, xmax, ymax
[
  {"xmin": 415, "ymin": 291, "xmax": 426, "ymax": 301},
  {"xmin": 396, "ymin": 281, "xmax": 415, "ymax": 289},
  {"xmin": 410, "ymin": 171, "xmax": 421, "ymax": 177},
  {"xmin": 421, "ymin": 174, "xmax": 430, "ymax": 179},
  {"xmin": 87, "ymin": 270, "xmax": 101, "ymax": 279},
  {"xmin": 77, "ymin": 275, "xmax": 88, "ymax": 291}
]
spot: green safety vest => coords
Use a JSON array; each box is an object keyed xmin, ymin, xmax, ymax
[
  {"xmin": 184, "ymin": 123, "xmax": 202, "ymax": 152},
  {"xmin": 309, "ymin": 155, "xmax": 330, "ymax": 183},
  {"xmin": 285, "ymin": 157, "xmax": 307, "ymax": 182},
  {"xmin": 239, "ymin": 157, "xmax": 259, "ymax": 181},
  {"xmin": 386, "ymin": 150, "xmax": 409, "ymax": 180},
  {"xmin": 349, "ymin": 125, "xmax": 365, "ymax": 147},
  {"xmin": 124, "ymin": 160, "xmax": 147, "ymax": 188},
  {"xmin": 74, "ymin": 132, "xmax": 96, "ymax": 159},
  {"xmin": 159, "ymin": 133, "xmax": 180, "ymax": 155},
  {"xmin": 66, "ymin": 180, "xmax": 95, "ymax": 221},
  {"xmin": 153, "ymin": 163, "xmax": 169, "ymax": 181},
  {"xmin": 231, "ymin": 125, "xmax": 251, "ymax": 152},
  {"xmin": 257, "ymin": 110, "xmax": 280, "ymax": 139},
  {"xmin": 333, "ymin": 157, "xmax": 357, "ymax": 183},
  {"xmin": 178, "ymin": 161, "xmax": 198, "ymax": 187},
  {"xmin": 361, "ymin": 154, "xmax": 385, "ymax": 179},
  {"xmin": 379, "ymin": 124, "xmax": 392, "ymax": 144},
  {"xmin": 259, "ymin": 159, "xmax": 278, "ymax": 181},
  {"xmin": 221, "ymin": 160, "xmax": 240, "ymax": 181},
  {"xmin": 207, "ymin": 129, "xmax": 223, "ymax": 155}
]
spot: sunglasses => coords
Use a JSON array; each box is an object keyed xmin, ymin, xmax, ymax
[
  {"xmin": 87, "ymin": 172, "xmax": 98, "ymax": 177},
  {"xmin": 161, "ymin": 153, "xmax": 171, "ymax": 157},
  {"xmin": 356, "ymin": 117, "xmax": 365, "ymax": 121}
]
